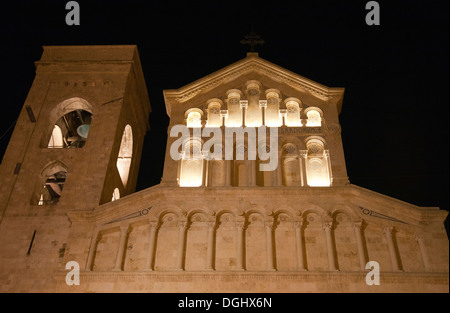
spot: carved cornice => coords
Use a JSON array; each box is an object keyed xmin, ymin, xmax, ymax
[{"xmin": 163, "ymin": 56, "xmax": 345, "ymax": 117}]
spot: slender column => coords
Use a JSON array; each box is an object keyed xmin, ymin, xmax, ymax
[
  {"xmin": 323, "ymin": 221, "xmax": 338, "ymax": 271},
  {"xmin": 225, "ymin": 160, "xmax": 232, "ymax": 186},
  {"xmin": 415, "ymin": 233, "xmax": 431, "ymax": 271},
  {"xmin": 323, "ymin": 150, "xmax": 333, "ymax": 186},
  {"xmin": 383, "ymin": 226, "xmax": 402, "ymax": 272},
  {"xmin": 353, "ymin": 221, "xmax": 367, "ymax": 270},
  {"xmin": 241, "ymin": 101, "xmax": 247, "ymax": 127},
  {"xmin": 260, "ymin": 101, "xmax": 267, "ymax": 126},
  {"xmin": 85, "ymin": 231, "xmax": 100, "ymax": 271},
  {"xmin": 265, "ymin": 221, "xmax": 276, "ymax": 271},
  {"xmin": 250, "ymin": 160, "xmax": 256, "ymax": 186},
  {"xmin": 276, "ymin": 152, "xmax": 283, "ymax": 186},
  {"xmin": 236, "ymin": 222, "xmax": 245, "ymax": 271},
  {"xmin": 299, "ymin": 150, "xmax": 308, "ymax": 187},
  {"xmin": 113, "ymin": 226, "xmax": 130, "ymax": 271},
  {"xmin": 294, "ymin": 221, "xmax": 307, "ymax": 271},
  {"xmin": 176, "ymin": 221, "xmax": 188, "ymax": 271},
  {"xmin": 206, "ymin": 222, "xmax": 216, "ymax": 270},
  {"xmin": 144, "ymin": 222, "xmax": 159, "ymax": 271},
  {"xmin": 201, "ymin": 158, "xmax": 207, "ymax": 187}
]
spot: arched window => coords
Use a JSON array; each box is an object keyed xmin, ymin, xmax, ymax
[
  {"xmin": 179, "ymin": 138, "xmax": 204, "ymax": 187},
  {"xmin": 206, "ymin": 99, "xmax": 223, "ymax": 127},
  {"xmin": 46, "ymin": 97, "xmax": 93, "ymax": 148},
  {"xmin": 117, "ymin": 125, "xmax": 133, "ymax": 188},
  {"xmin": 284, "ymin": 98, "xmax": 302, "ymax": 127},
  {"xmin": 306, "ymin": 109, "xmax": 322, "ymax": 127},
  {"xmin": 185, "ymin": 109, "xmax": 203, "ymax": 128},
  {"xmin": 305, "ymin": 139, "xmax": 330, "ymax": 186},
  {"xmin": 111, "ymin": 188, "xmax": 120, "ymax": 201},
  {"xmin": 36, "ymin": 162, "xmax": 68, "ymax": 205},
  {"xmin": 47, "ymin": 125, "xmax": 64, "ymax": 148}
]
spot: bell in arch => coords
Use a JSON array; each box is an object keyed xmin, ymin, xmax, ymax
[{"xmin": 76, "ymin": 115, "xmax": 92, "ymax": 139}]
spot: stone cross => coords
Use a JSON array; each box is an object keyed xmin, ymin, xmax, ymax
[{"xmin": 240, "ymin": 31, "xmax": 265, "ymax": 52}]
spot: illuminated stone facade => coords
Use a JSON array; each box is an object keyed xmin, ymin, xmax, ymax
[{"xmin": 0, "ymin": 47, "xmax": 448, "ymax": 293}]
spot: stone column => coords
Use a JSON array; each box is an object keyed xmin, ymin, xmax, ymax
[
  {"xmin": 85, "ymin": 231, "xmax": 100, "ymax": 271},
  {"xmin": 265, "ymin": 221, "xmax": 276, "ymax": 271},
  {"xmin": 294, "ymin": 221, "xmax": 307, "ymax": 271},
  {"xmin": 113, "ymin": 226, "xmax": 130, "ymax": 271},
  {"xmin": 176, "ymin": 221, "xmax": 188, "ymax": 271},
  {"xmin": 323, "ymin": 150, "xmax": 333, "ymax": 186},
  {"xmin": 383, "ymin": 226, "xmax": 402, "ymax": 272},
  {"xmin": 276, "ymin": 151, "xmax": 283, "ymax": 186},
  {"xmin": 206, "ymin": 222, "xmax": 216, "ymax": 271},
  {"xmin": 225, "ymin": 160, "xmax": 232, "ymax": 186},
  {"xmin": 143, "ymin": 221, "xmax": 159, "ymax": 271},
  {"xmin": 201, "ymin": 158, "xmax": 208, "ymax": 187},
  {"xmin": 415, "ymin": 233, "xmax": 431, "ymax": 271},
  {"xmin": 323, "ymin": 221, "xmax": 338, "ymax": 271},
  {"xmin": 250, "ymin": 160, "xmax": 256, "ymax": 186},
  {"xmin": 353, "ymin": 221, "xmax": 367, "ymax": 270},
  {"xmin": 236, "ymin": 222, "xmax": 246, "ymax": 271},
  {"xmin": 299, "ymin": 150, "xmax": 308, "ymax": 187}
]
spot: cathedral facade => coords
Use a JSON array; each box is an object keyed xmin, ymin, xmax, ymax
[{"xmin": 0, "ymin": 46, "xmax": 448, "ymax": 292}]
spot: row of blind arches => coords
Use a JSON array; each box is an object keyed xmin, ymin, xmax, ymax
[{"xmin": 37, "ymin": 97, "xmax": 133, "ymax": 205}]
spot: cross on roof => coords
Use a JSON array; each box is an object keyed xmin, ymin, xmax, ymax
[{"xmin": 240, "ymin": 31, "xmax": 265, "ymax": 52}]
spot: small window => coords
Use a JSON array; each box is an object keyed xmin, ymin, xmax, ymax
[
  {"xmin": 112, "ymin": 188, "xmax": 120, "ymax": 201},
  {"xmin": 38, "ymin": 170, "xmax": 67, "ymax": 205},
  {"xmin": 117, "ymin": 125, "xmax": 133, "ymax": 188}
]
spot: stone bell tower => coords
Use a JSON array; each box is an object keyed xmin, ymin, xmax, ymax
[{"xmin": 0, "ymin": 46, "xmax": 150, "ymax": 291}]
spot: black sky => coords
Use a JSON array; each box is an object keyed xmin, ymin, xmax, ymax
[{"xmin": 0, "ymin": 1, "xmax": 448, "ymax": 227}]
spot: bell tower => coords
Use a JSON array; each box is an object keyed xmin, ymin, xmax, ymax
[{"xmin": 0, "ymin": 46, "xmax": 150, "ymax": 289}]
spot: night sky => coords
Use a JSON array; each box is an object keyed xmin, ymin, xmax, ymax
[{"xmin": 0, "ymin": 1, "xmax": 448, "ymax": 230}]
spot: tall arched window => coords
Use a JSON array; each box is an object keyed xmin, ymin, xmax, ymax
[
  {"xmin": 179, "ymin": 138, "xmax": 204, "ymax": 187},
  {"xmin": 36, "ymin": 161, "xmax": 68, "ymax": 205},
  {"xmin": 305, "ymin": 139, "xmax": 330, "ymax": 186},
  {"xmin": 305, "ymin": 109, "xmax": 322, "ymax": 127},
  {"xmin": 116, "ymin": 125, "xmax": 133, "ymax": 188},
  {"xmin": 46, "ymin": 97, "xmax": 93, "ymax": 148}
]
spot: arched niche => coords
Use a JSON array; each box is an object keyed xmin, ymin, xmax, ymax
[{"xmin": 179, "ymin": 138, "xmax": 204, "ymax": 187}]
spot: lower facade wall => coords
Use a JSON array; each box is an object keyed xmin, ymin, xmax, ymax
[{"xmin": 53, "ymin": 271, "xmax": 449, "ymax": 293}]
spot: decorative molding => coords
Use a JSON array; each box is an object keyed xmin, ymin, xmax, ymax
[
  {"xmin": 279, "ymin": 127, "xmax": 322, "ymax": 135},
  {"xmin": 103, "ymin": 207, "xmax": 152, "ymax": 225},
  {"xmin": 360, "ymin": 207, "xmax": 408, "ymax": 225}
]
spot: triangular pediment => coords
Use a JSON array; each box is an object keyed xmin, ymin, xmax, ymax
[{"xmin": 163, "ymin": 53, "xmax": 345, "ymax": 117}]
